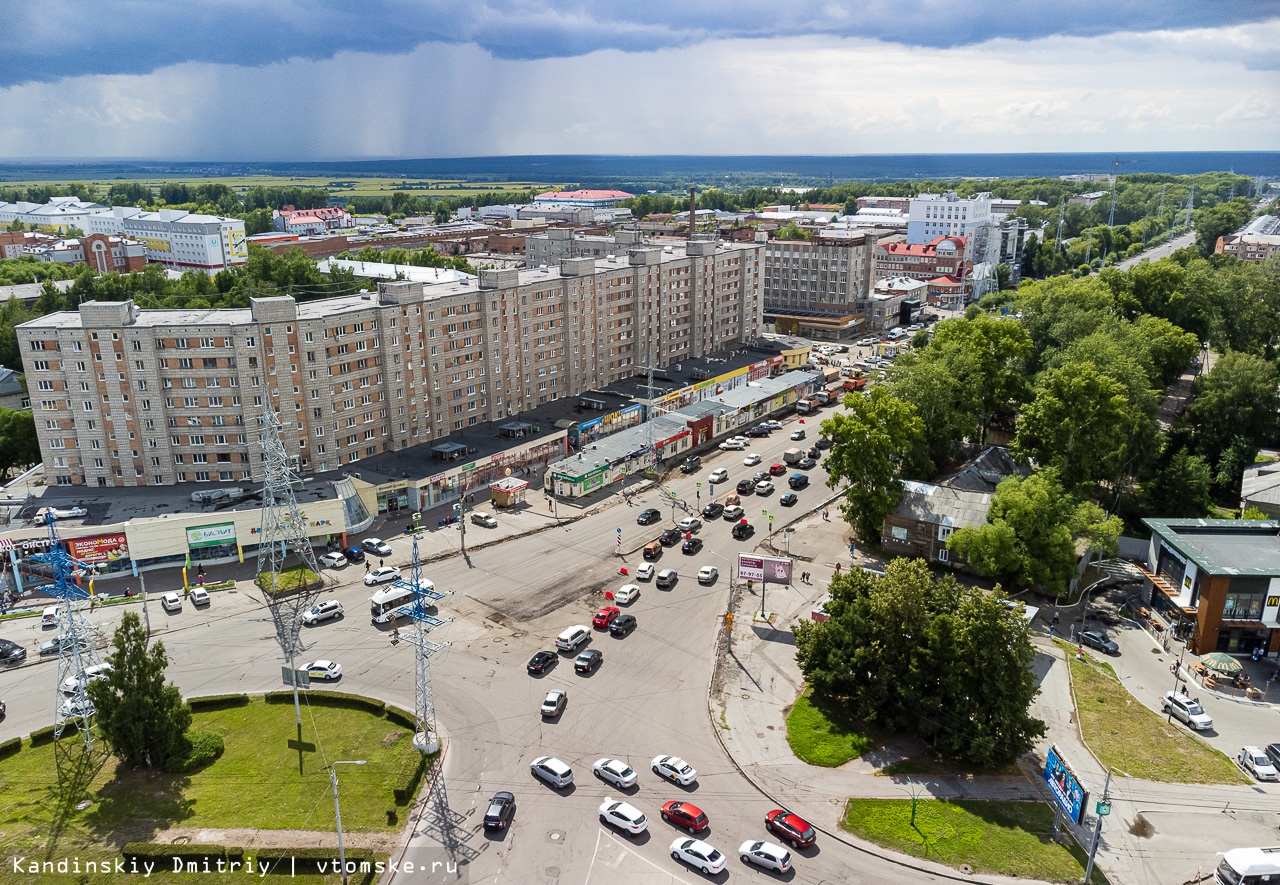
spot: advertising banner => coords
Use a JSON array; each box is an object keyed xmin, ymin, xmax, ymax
[
  {"xmin": 186, "ymin": 522, "xmax": 237, "ymax": 549},
  {"xmin": 737, "ymin": 554, "xmax": 793, "ymax": 585},
  {"xmin": 68, "ymin": 533, "xmax": 130, "ymax": 564},
  {"xmin": 1044, "ymin": 745, "xmax": 1089, "ymax": 825}
]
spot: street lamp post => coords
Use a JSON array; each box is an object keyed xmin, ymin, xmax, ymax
[{"xmin": 330, "ymin": 760, "xmax": 366, "ymax": 885}]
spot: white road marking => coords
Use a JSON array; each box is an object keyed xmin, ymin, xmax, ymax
[{"xmin": 585, "ymin": 829, "xmax": 705, "ymax": 885}]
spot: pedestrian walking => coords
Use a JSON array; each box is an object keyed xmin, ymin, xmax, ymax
[
  {"xmin": 834, "ymin": 563, "xmax": 842, "ymax": 574},
  {"xmin": 379, "ymin": 558, "xmax": 385, "ymax": 568},
  {"xmin": 365, "ymin": 561, "xmax": 371, "ymax": 574},
  {"xmin": 822, "ymin": 509, "xmax": 829, "ymax": 521},
  {"xmin": 1051, "ymin": 611, "xmax": 1060, "ymax": 626}
]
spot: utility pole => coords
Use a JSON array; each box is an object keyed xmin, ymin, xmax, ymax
[
  {"xmin": 1084, "ymin": 767, "xmax": 1126, "ymax": 884},
  {"xmin": 329, "ymin": 760, "xmax": 366, "ymax": 885}
]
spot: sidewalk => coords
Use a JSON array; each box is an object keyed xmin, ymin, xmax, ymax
[{"xmin": 709, "ymin": 509, "xmax": 1160, "ymax": 885}]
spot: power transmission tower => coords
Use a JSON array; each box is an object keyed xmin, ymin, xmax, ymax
[
  {"xmin": 255, "ymin": 406, "xmax": 329, "ymax": 730},
  {"xmin": 1185, "ymin": 184, "xmax": 1195, "ymax": 228},
  {"xmin": 1054, "ymin": 199, "xmax": 1066, "ymax": 253},
  {"xmin": 1107, "ymin": 157, "xmax": 1119, "ymax": 229},
  {"xmin": 31, "ymin": 513, "xmax": 102, "ymax": 748},
  {"xmin": 394, "ymin": 533, "xmax": 451, "ymax": 754}
]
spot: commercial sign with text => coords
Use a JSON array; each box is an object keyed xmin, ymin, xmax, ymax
[
  {"xmin": 736, "ymin": 554, "xmax": 793, "ymax": 585},
  {"xmin": 68, "ymin": 533, "xmax": 130, "ymax": 564},
  {"xmin": 186, "ymin": 522, "xmax": 237, "ymax": 549}
]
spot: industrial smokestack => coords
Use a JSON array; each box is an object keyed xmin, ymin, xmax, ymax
[{"xmin": 689, "ymin": 187, "xmax": 696, "ymax": 239}]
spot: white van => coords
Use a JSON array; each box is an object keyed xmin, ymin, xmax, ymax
[
  {"xmin": 886, "ymin": 328, "xmax": 908, "ymax": 341},
  {"xmin": 41, "ymin": 606, "xmax": 61, "ymax": 628},
  {"xmin": 1215, "ymin": 846, "xmax": 1280, "ymax": 885}
]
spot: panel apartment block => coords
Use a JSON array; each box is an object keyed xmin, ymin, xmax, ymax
[
  {"xmin": 18, "ymin": 240, "xmax": 762, "ymax": 487},
  {"xmin": 763, "ymin": 231, "xmax": 877, "ymax": 315}
]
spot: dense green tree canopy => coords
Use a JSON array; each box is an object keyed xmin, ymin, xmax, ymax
[
  {"xmin": 0, "ymin": 407, "xmax": 39, "ymax": 478},
  {"xmin": 793, "ymin": 559, "xmax": 1045, "ymax": 768}
]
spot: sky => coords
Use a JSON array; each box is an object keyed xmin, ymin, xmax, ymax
[{"xmin": 0, "ymin": 1, "xmax": 1277, "ymax": 161}]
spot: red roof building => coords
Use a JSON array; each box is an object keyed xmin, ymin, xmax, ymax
[
  {"xmin": 273, "ymin": 206, "xmax": 355, "ymax": 234},
  {"xmin": 533, "ymin": 189, "xmax": 634, "ymax": 208},
  {"xmin": 874, "ymin": 235, "xmax": 970, "ymax": 292}
]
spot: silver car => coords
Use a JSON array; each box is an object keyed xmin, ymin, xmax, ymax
[{"xmin": 739, "ymin": 840, "xmax": 792, "ymax": 873}]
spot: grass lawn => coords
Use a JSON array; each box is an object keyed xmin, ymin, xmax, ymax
[
  {"xmin": 842, "ymin": 799, "xmax": 1108, "ymax": 883},
  {"xmin": 785, "ymin": 689, "xmax": 875, "ymax": 767},
  {"xmin": 1063, "ymin": 642, "xmax": 1246, "ymax": 784},
  {"xmin": 257, "ymin": 565, "xmax": 320, "ymax": 596},
  {"xmin": 878, "ymin": 755, "xmax": 1022, "ymax": 778},
  {"xmin": 0, "ymin": 697, "xmax": 422, "ymax": 884}
]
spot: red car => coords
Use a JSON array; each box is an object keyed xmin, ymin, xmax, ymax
[
  {"xmin": 768, "ymin": 462, "xmax": 786, "ymax": 476},
  {"xmin": 662, "ymin": 800, "xmax": 708, "ymax": 834},
  {"xmin": 592, "ymin": 606, "xmax": 621, "ymax": 629},
  {"xmin": 765, "ymin": 808, "xmax": 816, "ymax": 849}
]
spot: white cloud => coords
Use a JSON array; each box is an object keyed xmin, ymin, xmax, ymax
[{"xmin": 0, "ymin": 22, "xmax": 1277, "ymax": 160}]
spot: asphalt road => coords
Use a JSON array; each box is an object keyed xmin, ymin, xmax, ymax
[
  {"xmin": 0, "ymin": 408, "xmax": 945, "ymax": 885},
  {"xmin": 1115, "ymin": 230, "xmax": 1196, "ymax": 270}
]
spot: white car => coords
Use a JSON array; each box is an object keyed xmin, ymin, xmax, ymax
[
  {"xmin": 670, "ymin": 838, "xmax": 726, "ymax": 876},
  {"xmin": 718, "ymin": 439, "xmax": 747, "ymax": 451},
  {"xmin": 613, "ymin": 584, "xmax": 640, "ymax": 605},
  {"xmin": 61, "ymin": 663, "xmax": 112, "ymax": 695},
  {"xmin": 754, "ymin": 479, "xmax": 775, "ymax": 495},
  {"xmin": 189, "ymin": 587, "xmax": 210, "ymax": 606},
  {"xmin": 1239, "ymin": 746, "xmax": 1278, "ymax": 781},
  {"xmin": 160, "ymin": 592, "xmax": 182, "ymax": 612},
  {"xmin": 652, "ymin": 754, "xmax": 697, "ymax": 785},
  {"xmin": 600, "ymin": 798, "xmax": 648, "ymax": 835},
  {"xmin": 530, "ymin": 755, "xmax": 574, "ymax": 789},
  {"xmin": 1162, "ymin": 691, "xmax": 1213, "ymax": 730},
  {"xmin": 708, "ymin": 468, "xmax": 729, "ymax": 484},
  {"xmin": 540, "ymin": 689, "xmax": 567, "ymax": 718},
  {"xmin": 739, "ymin": 840, "xmax": 792, "ymax": 873},
  {"xmin": 764, "ymin": 420, "xmax": 783, "ymax": 431},
  {"xmin": 678, "ymin": 516, "xmax": 702, "ymax": 533},
  {"xmin": 303, "ymin": 659, "xmax": 342, "ymax": 681},
  {"xmin": 635, "ymin": 562, "xmax": 655, "ymax": 581},
  {"xmin": 302, "ymin": 599, "xmax": 344, "ymax": 625},
  {"xmin": 594, "ymin": 758, "xmax": 639, "ymax": 789},
  {"xmin": 743, "ymin": 453, "xmax": 762, "ymax": 466},
  {"xmin": 47, "ymin": 506, "xmax": 88, "ymax": 519},
  {"xmin": 857, "ymin": 337, "xmax": 879, "ymax": 346},
  {"xmin": 722, "ymin": 505, "xmax": 744, "ymax": 521},
  {"xmin": 60, "ymin": 696, "xmax": 96, "ymax": 718},
  {"xmin": 364, "ymin": 566, "xmax": 401, "ymax": 586},
  {"xmin": 361, "ymin": 538, "xmax": 393, "ymax": 558},
  {"xmin": 319, "ymin": 551, "xmax": 347, "ymax": 568},
  {"xmin": 698, "ymin": 566, "xmax": 719, "ymax": 585}
]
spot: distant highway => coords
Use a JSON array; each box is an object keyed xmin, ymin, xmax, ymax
[{"xmin": 1116, "ymin": 229, "xmax": 1196, "ymax": 270}]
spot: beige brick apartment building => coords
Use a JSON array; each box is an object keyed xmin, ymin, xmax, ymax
[{"xmin": 17, "ymin": 240, "xmax": 762, "ymax": 487}]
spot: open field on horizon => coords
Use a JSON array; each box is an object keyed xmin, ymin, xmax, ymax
[{"xmin": 0, "ymin": 175, "xmax": 563, "ymax": 200}]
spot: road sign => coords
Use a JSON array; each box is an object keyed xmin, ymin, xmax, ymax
[
  {"xmin": 1096, "ymin": 800, "xmax": 1111, "ymax": 816},
  {"xmin": 670, "ymin": 491, "xmax": 678, "ymax": 499},
  {"xmin": 282, "ymin": 666, "xmax": 311, "ymax": 689},
  {"xmin": 616, "ymin": 535, "xmax": 622, "ymax": 548}
]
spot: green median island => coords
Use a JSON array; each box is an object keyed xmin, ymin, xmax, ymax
[
  {"xmin": 842, "ymin": 799, "xmax": 1109, "ymax": 883},
  {"xmin": 1060, "ymin": 640, "xmax": 1246, "ymax": 784},
  {"xmin": 257, "ymin": 564, "xmax": 320, "ymax": 597},
  {"xmin": 0, "ymin": 694, "xmax": 431, "ymax": 884}
]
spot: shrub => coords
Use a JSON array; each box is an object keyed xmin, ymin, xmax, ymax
[
  {"xmin": 393, "ymin": 753, "xmax": 430, "ymax": 805},
  {"xmin": 28, "ymin": 725, "xmax": 56, "ymax": 747},
  {"xmin": 165, "ymin": 729, "xmax": 224, "ymax": 773},
  {"xmin": 0, "ymin": 736, "xmax": 21, "ymax": 759},
  {"xmin": 122, "ymin": 843, "xmax": 227, "ymax": 865},
  {"xmin": 384, "ymin": 704, "xmax": 417, "ymax": 730},
  {"xmin": 187, "ymin": 693, "xmax": 250, "ymax": 712},
  {"xmin": 264, "ymin": 690, "xmax": 384, "ymax": 715}
]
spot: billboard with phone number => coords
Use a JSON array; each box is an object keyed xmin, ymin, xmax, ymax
[
  {"xmin": 737, "ymin": 554, "xmax": 793, "ymax": 585},
  {"xmin": 1044, "ymin": 744, "xmax": 1089, "ymax": 825}
]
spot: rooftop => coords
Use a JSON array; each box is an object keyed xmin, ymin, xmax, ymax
[
  {"xmin": 534, "ymin": 189, "xmax": 634, "ymax": 202},
  {"xmin": 1143, "ymin": 518, "xmax": 1280, "ymax": 576},
  {"xmin": 315, "ymin": 258, "xmax": 474, "ymax": 285}
]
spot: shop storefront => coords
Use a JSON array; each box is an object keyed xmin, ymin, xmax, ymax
[
  {"xmin": 185, "ymin": 522, "xmax": 241, "ymax": 565},
  {"xmin": 68, "ymin": 532, "xmax": 132, "ymax": 576}
]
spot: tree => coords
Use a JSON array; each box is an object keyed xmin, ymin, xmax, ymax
[
  {"xmin": 1014, "ymin": 361, "xmax": 1133, "ymax": 491},
  {"xmin": 86, "ymin": 611, "xmax": 192, "ymax": 769},
  {"xmin": 1193, "ymin": 197, "xmax": 1253, "ymax": 257},
  {"xmin": 1142, "ymin": 448, "xmax": 1213, "ymax": 518},
  {"xmin": 0, "ymin": 408, "xmax": 39, "ymax": 477},
  {"xmin": 820, "ymin": 388, "xmax": 924, "ymax": 539},
  {"xmin": 793, "ymin": 559, "xmax": 1044, "ymax": 767},
  {"xmin": 1185, "ymin": 352, "xmax": 1280, "ymax": 472},
  {"xmin": 434, "ymin": 205, "xmax": 451, "ymax": 224},
  {"xmin": 772, "ymin": 222, "xmax": 810, "ymax": 241},
  {"xmin": 947, "ymin": 469, "xmax": 1122, "ymax": 595}
]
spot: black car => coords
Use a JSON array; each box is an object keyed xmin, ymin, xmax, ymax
[
  {"xmin": 680, "ymin": 456, "xmax": 701, "ymax": 474},
  {"xmin": 732, "ymin": 522, "xmax": 755, "ymax": 540},
  {"xmin": 788, "ymin": 473, "xmax": 810, "ymax": 490},
  {"xmin": 798, "ymin": 457, "xmax": 818, "ymax": 470},
  {"xmin": 779, "ymin": 493, "xmax": 798, "ymax": 507},
  {"xmin": 575, "ymin": 648, "xmax": 604, "ymax": 674},
  {"xmin": 637, "ymin": 508, "xmax": 662, "ymax": 526},
  {"xmin": 736, "ymin": 479, "xmax": 756, "ymax": 495},
  {"xmin": 483, "ymin": 791, "xmax": 516, "ymax": 830},
  {"xmin": 702, "ymin": 502, "xmax": 724, "ymax": 520},
  {"xmin": 0, "ymin": 639, "xmax": 27, "ymax": 665},
  {"xmin": 659, "ymin": 528, "xmax": 683, "ymax": 547},
  {"xmin": 527, "ymin": 651, "xmax": 558, "ymax": 675},
  {"xmin": 1079, "ymin": 630, "xmax": 1119, "ymax": 655},
  {"xmin": 681, "ymin": 537, "xmax": 703, "ymax": 555},
  {"xmin": 746, "ymin": 425, "xmax": 771, "ymax": 437},
  {"xmin": 609, "ymin": 614, "xmax": 637, "ymax": 637},
  {"xmin": 807, "ymin": 446, "xmax": 821, "ymax": 459},
  {"xmin": 815, "ymin": 437, "xmax": 832, "ymax": 449},
  {"xmin": 1266, "ymin": 743, "xmax": 1280, "ymax": 769}
]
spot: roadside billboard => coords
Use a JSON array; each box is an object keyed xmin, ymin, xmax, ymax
[
  {"xmin": 1044, "ymin": 745, "xmax": 1089, "ymax": 825},
  {"xmin": 737, "ymin": 554, "xmax": 793, "ymax": 585},
  {"xmin": 68, "ymin": 533, "xmax": 130, "ymax": 564}
]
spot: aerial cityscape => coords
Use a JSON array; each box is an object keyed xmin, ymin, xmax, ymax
[{"xmin": 1, "ymin": 3, "xmax": 1279, "ymax": 885}]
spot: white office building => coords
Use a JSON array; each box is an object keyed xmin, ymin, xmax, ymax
[
  {"xmin": 907, "ymin": 192, "xmax": 999, "ymax": 266},
  {"xmin": 120, "ymin": 210, "xmax": 248, "ymax": 275}
]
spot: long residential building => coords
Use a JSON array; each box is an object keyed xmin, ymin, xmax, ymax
[{"xmin": 17, "ymin": 239, "xmax": 762, "ymax": 487}]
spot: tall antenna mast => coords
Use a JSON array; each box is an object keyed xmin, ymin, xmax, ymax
[
  {"xmin": 256, "ymin": 405, "xmax": 329, "ymax": 731},
  {"xmin": 1107, "ymin": 157, "xmax": 1119, "ymax": 229},
  {"xmin": 32, "ymin": 514, "xmax": 102, "ymax": 748},
  {"xmin": 395, "ymin": 531, "xmax": 451, "ymax": 755},
  {"xmin": 1054, "ymin": 198, "xmax": 1066, "ymax": 253}
]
